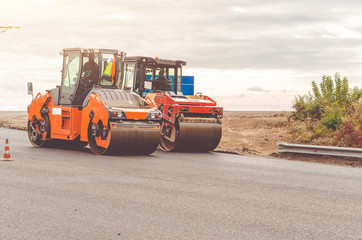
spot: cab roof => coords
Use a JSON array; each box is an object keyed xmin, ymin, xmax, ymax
[
  {"xmin": 60, "ymin": 48, "xmax": 125, "ymax": 55},
  {"xmin": 125, "ymin": 56, "xmax": 186, "ymax": 67}
]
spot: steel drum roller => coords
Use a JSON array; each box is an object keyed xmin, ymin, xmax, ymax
[
  {"xmin": 161, "ymin": 122, "xmax": 222, "ymax": 152},
  {"xmin": 89, "ymin": 123, "xmax": 160, "ymax": 155}
]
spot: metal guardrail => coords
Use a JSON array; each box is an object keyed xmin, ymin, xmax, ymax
[{"xmin": 278, "ymin": 141, "xmax": 362, "ymax": 158}]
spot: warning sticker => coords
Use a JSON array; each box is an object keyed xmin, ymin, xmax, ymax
[{"xmin": 52, "ymin": 108, "xmax": 61, "ymax": 115}]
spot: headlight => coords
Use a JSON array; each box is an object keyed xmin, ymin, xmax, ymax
[
  {"xmin": 146, "ymin": 109, "xmax": 162, "ymax": 121},
  {"xmin": 109, "ymin": 109, "xmax": 126, "ymax": 120}
]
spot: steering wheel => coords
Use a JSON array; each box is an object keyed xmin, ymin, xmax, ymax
[
  {"xmin": 79, "ymin": 79, "xmax": 87, "ymax": 89},
  {"xmin": 84, "ymin": 78, "xmax": 96, "ymax": 88},
  {"xmin": 195, "ymin": 92, "xmax": 203, "ymax": 97}
]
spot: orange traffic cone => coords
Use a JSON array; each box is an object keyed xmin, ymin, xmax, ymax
[{"xmin": 1, "ymin": 139, "xmax": 13, "ymax": 161}]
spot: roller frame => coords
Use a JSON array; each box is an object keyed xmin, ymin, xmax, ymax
[
  {"xmin": 152, "ymin": 93, "xmax": 223, "ymax": 152},
  {"xmin": 28, "ymin": 90, "xmax": 161, "ymax": 155}
]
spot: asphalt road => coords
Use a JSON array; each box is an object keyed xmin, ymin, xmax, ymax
[{"xmin": 0, "ymin": 128, "xmax": 361, "ymax": 240}]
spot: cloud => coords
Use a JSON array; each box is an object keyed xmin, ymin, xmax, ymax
[
  {"xmin": 1, "ymin": 0, "xmax": 362, "ymax": 110},
  {"xmin": 248, "ymin": 87, "xmax": 267, "ymax": 92},
  {"xmin": 3, "ymin": 0, "xmax": 362, "ymax": 71}
]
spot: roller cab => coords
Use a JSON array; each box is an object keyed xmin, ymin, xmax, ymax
[
  {"xmin": 122, "ymin": 56, "xmax": 223, "ymax": 152},
  {"xmin": 28, "ymin": 48, "xmax": 161, "ymax": 155}
]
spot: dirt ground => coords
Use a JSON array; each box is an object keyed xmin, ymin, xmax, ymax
[
  {"xmin": 216, "ymin": 111, "xmax": 290, "ymax": 156},
  {"xmin": 216, "ymin": 112, "xmax": 361, "ymax": 167},
  {"xmin": 0, "ymin": 111, "xmax": 28, "ymax": 132},
  {"xmin": 0, "ymin": 111, "xmax": 360, "ymax": 167}
]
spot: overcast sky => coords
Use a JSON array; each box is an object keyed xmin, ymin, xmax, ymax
[{"xmin": 0, "ymin": 0, "xmax": 362, "ymax": 111}]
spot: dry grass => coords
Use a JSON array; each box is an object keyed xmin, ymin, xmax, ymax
[{"xmin": 216, "ymin": 112, "xmax": 361, "ymax": 167}]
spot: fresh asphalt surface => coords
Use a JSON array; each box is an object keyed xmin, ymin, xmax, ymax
[{"xmin": 0, "ymin": 128, "xmax": 361, "ymax": 240}]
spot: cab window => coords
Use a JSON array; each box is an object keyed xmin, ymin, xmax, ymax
[
  {"xmin": 151, "ymin": 67, "xmax": 172, "ymax": 92},
  {"xmin": 117, "ymin": 56, "xmax": 124, "ymax": 89},
  {"xmin": 77, "ymin": 53, "xmax": 99, "ymax": 94},
  {"xmin": 142, "ymin": 67, "xmax": 154, "ymax": 97},
  {"xmin": 177, "ymin": 67, "xmax": 182, "ymax": 93},
  {"xmin": 60, "ymin": 51, "xmax": 80, "ymax": 105},
  {"xmin": 169, "ymin": 68, "xmax": 175, "ymax": 91},
  {"xmin": 100, "ymin": 53, "xmax": 116, "ymax": 86},
  {"xmin": 62, "ymin": 52, "xmax": 80, "ymax": 90},
  {"xmin": 124, "ymin": 63, "xmax": 135, "ymax": 91}
]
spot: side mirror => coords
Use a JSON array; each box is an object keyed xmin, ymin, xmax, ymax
[{"xmin": 27, "ymin": 82, "xmax": 33, "ymax": 100}]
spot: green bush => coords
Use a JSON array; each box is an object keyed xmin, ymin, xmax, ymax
[
  {"xmin": 291, "ymin": 73, "xmax": 361, "ymax": 124},
  {"xmin": 290, "ymin": 73, "xmax": 361, "ymax": 146},
  {"xmin": 321, "ymin": 105, "xmax": 343, "ymax": 131}
]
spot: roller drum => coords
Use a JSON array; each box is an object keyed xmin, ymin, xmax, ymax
[
  {"xmin": 89, "ymin": 122, "xmax": 160, "ymax": 155},
  {"xmin": 161, "ymin": 122, "xmax": 222, "ymax": 152},
  {"xmin": 108, "ymin": 127, "xmax": 160, "ymax": 155}
]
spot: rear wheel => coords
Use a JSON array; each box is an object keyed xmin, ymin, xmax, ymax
[
  {"xmin": 28, "ymin": 114, "xmax": 50, "ymax": 147},
  {"xmin": 159, "ymin": 120, "xmax": 179, "ymax": 151},
  {"xmin": 160, "ymin": 135, "xmax": 178, "ymax": 151},
  {"xmin": 88, "ymin": 121, "xmax": 110, "ymax": 155}
]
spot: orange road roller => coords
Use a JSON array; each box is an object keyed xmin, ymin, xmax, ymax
[
  {"xmin": 27, "ymin": 48, "xmax": 162, "ymax": 155},
  {"xmin": 121, "ymin": 56, "xmax": 223, "ymax": 152}
]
